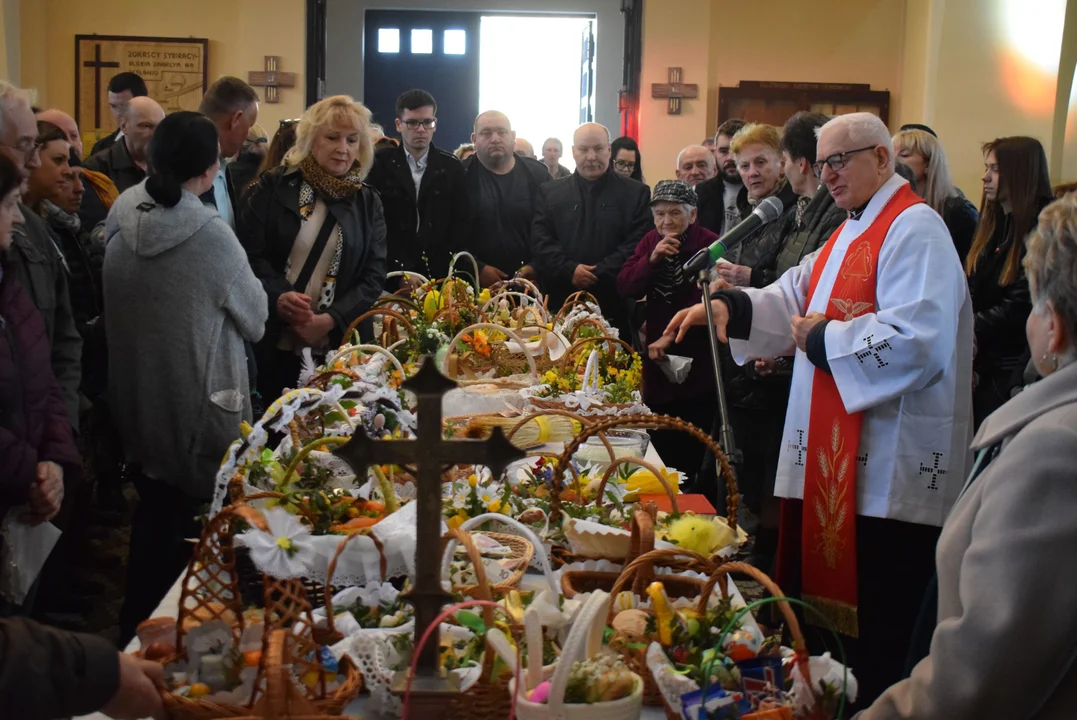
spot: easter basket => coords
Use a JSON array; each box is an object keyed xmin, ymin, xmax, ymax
[
  {"xmin": 444, "ymin": 322, "xmax": 544, "ymax": 387},
  {"xmin": 508, "ymin": 589, "xmax": 644, "ymax": 720},
  {"xmin": 525, "ymin": 336, "xmax": 646, "ymax": 416},
  {"xmin": 154, "ymin": 502, "xmax": 361, "ymax": 720}
]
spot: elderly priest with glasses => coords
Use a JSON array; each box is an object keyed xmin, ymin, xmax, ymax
[{"xmin": 656, "ymin": 112, "xmax": 974, "ymax": 709}]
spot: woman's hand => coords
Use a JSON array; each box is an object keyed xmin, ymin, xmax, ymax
[
  {"xmin": 277, "ymin": 291, "xmax": 314, "ymax": 325},
  {"xmin": 650, "ymin": 235, "xmax": 681, "ymax": 264},
  {"xmin": 292, "ymin": 313, "xmax": 334, "ymax": 347}
]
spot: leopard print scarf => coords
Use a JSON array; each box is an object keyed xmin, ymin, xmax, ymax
[{"xmin": 299, "ymin": 154, "xmax": 364, "ymax": 200}]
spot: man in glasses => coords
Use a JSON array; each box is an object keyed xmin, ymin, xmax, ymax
[
  {"xmin": 531, "ymin": 122, "xmax": 652, "ymax": 337},
  {"xmin": 0, "ymin": 81, "xmax": 83, "ymax": 436},
  {"xmin": 367, "ymin": 89, "xmax": 469, "ymax": 288},
  {"xmin": 659, "ymin": 112, "xmax": 973, "ymax": 707},
  {"xmin": 462, "ymin": 109, "xmax": 551, "ymax": 287}
]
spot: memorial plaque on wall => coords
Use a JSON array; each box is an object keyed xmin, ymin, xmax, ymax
[
  {"xmin": 75, "ymin": 35, "xmax": 209, "ymax": 135},
  {"xmin": 718, "ymin": 81, "xmax": 890, "ymax": 128}
]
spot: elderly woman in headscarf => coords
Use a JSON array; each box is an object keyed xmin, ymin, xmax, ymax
[
  {"xmin": 238, "ymin": 95, "xmax": 387, "ymax": 401},
  {"xmin": 859, "ymin": 193, "xmax": 1077, "ymax": 718},
  {"xmin": 617, "ymin": 179, "xmax": 718, "ymax": 478}
]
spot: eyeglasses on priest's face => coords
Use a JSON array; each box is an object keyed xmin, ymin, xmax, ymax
[
  {"xmin": 402, "ymin": 118, "xmax": 437, "ymax": 130},
  {"xmin": 812, "ymin": 145, "xmax": 878, "ymax": 178}
]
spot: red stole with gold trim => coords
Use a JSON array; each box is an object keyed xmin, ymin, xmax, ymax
[{"xmin": 801, "ymin": 183, "xmax": 923, "ymax": 637}]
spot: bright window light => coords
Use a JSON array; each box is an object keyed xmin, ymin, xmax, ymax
[
  {"xmin": 444, "ymin": 29, "xmax": 467, "ymax": 55},
  {"xmin": 411, "ymin": 29, "xmax": 433, "ymax": 54},
  {"xmin": 378, "ymin": 28, "xmax": 400, "ymax": 53}
]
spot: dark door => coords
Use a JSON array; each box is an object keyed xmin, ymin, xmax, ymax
[{"xmin": 363, "ymin": 10, "xmax": 481, "ymax": 150}]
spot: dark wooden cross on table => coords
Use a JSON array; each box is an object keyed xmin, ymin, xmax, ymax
[
  {"xmin": 652, "ymin": 67, "xmax": 699, "ymax": 115},
  {"xmin": 83, "ymin": 43, "xmax": 120, "ymax": 128},
  {"xmin": 248, "ymin": 56, "xmax": 297, "ymax": 104},
  {"xmin": 332, "ymin": 356, "xmax": 524, "ymax": 716}
]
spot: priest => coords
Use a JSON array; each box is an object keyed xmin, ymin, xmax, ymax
[{"xmin": 656, "ymin": 113, "xmax": 973, "ymax": 707}]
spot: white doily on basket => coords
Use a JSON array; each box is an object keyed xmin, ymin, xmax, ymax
[{"xmin": 647, "ymin": 641, "xmax": 699, "ymax": 716}]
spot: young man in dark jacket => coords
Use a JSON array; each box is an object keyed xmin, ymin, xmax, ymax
[
  {"xmin": 531, "ymin": 122, "xmax": 652, "ymax": 335},
  {"xmin": 367, "ymin": 89, "xmax": 469, "ymax": 286}
]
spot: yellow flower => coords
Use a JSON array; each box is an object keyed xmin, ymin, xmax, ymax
[
  {"xmin": 447, "ymin": 512, "xmax": 468, "ymax": 529},
  {"xmin": 542, "ymin": 370, "xmax": 559, "ymax": 385},
  {"xmin": 468, "ymin": 474, "xmax": 479, "ymax": 487},
  {"xmin": 487, "ymin": 499, "xmax": 502, "ymax": 514},
  {"xmin": 275, "ymin": 537, "xmax": 294, "ymax": 551}
]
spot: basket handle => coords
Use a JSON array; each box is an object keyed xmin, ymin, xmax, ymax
[
  {"xmin": 557, "ymin": 334, "xmax": 636, "ymax": 374},
  {"xmin": 489, "ymin": 276, "xmax": 543, "ymax": 299},
  {"xmin": 594, "ymin": 455, "xmax": 679, "ymax": 515},
  {"xmin": 321, "ymin": 529, "xmax": 390, "ymax": 642},
  {"xmin": 257, "ymin": 629, "xmax": 320, "ymax": 719},
  {"xmin": 551, "ymin": 291, "xmax": 602, "ymax": 327},
  {"xmin": 444, "ymin": 528, "xmax": 496, "ymax": 624},
  {"xmin": 446, "ymin": 251, "xmax": 481, "ymax": 292},
  {"xmin": 342, "ymin": 306, "xmax": 416, "ymax": 347},
  {"xmin": 456, "ymin": 513, "xmax": 558, "ymax": 597},
  {"xmin": 604, "ymin": 547, "xmax": 719, "ymax": 625},
  {"xmin": 537, "ymin": 590, "xmax": 611, "ymax": 712},
  {"xmin": 696, "ymin": 561, "xmax": 803, "ymax": 646},
  {"xmin": 565, "ymin": 316, "xmax": 609, "ymax": 342},
  {"xmin": 443, "ymin": 322, "xmax": 540, "ymax": 380},
  {"xmin": 551, "ymin": 413, "xmax": 739, "ymax": 529},
  {"xmin": 323, "ymin": 343, "xmax": 407, "ymax": 380}
]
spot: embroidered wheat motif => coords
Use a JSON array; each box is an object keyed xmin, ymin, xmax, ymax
[{"xmin": 814, "ymin": 420, "xmax": 850, "ymax": 568}]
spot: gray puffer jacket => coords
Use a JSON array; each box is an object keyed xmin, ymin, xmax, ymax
[{"xmin": 104, "ymin": 181, "xmax": 267, "ymax": 499}]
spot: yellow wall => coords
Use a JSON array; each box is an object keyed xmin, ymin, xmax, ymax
[
  {"xmin": 640, "ymin": 0, "xmax": 908, "ymax": 183},
  {"xmin": 19, "ymin": 0, "xmax": 305, "ymax": 134}
]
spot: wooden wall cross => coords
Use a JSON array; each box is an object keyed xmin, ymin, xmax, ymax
[
  {"xmin": 248, "ymin": 55, "xmax": 296, "ymax": 104},
  {"xmin": 83, "ymin": 43, "xmax": 121, "ymax": 128},
  {"xmin": 332, "ymin": 357, "xmax": 524, "ymax": 713},
  {"xmin": 652, "ymin": 66, "xmax": 699, "ymax": 115}
]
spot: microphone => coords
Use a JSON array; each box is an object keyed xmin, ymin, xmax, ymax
[{"xmin": 683, "ymin": 196, "xmax": 785, "ymax": 276}]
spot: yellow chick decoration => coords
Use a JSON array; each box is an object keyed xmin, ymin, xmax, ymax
[
  {"xmin": 623, "ymin": 467, "xmax": 682, "ymax": 502},
  {"xmin": 422, "ymin": 289, "xmax": 441, "ymax": 321},
  {"xmin": 664, "ymin": 514, "xmax": 724, "ymax": 555}
]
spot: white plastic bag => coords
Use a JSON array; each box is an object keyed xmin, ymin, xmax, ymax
[
  {"xmin": 656, "ymin": 354, "xmax": 693, "ymax": 384},
  {"xmin": 0, "ymin": 507, "xmax": 62, "ymax": 605}
]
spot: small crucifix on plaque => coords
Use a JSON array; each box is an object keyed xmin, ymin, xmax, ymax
[
  {"xmin": 332, "ymin": 357, "xmax": 525, "ymax": 716},
  {"xmin": 652, "ymin": 67, "xmax": 699, "ymax": 115},
  {"xmin": 248, "ymin": 55, "xmax": 297, "ymax": 104}
]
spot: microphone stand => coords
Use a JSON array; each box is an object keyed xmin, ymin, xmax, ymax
[{"xmin": 697, "ymin": 269, "xmax": 742, "ymax": 501}]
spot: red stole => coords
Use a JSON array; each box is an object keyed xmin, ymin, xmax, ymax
[{"xmin": 798, "ymin": 183, "xmax": 923, "ymax": 637}]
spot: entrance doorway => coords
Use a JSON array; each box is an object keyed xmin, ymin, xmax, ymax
[{"xmin": 362, "ymin": 10, "xmax": 596, "ymax": 156}]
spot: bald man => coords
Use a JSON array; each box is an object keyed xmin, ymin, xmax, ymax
[
  {"xmin": 463, "ymin": 110, "xmax": 551, "ymax": 286},
  {"xmin": 514, "ymin": 137, "xmax": 536, "ymax": 160},
  {"xmin": 676, "ymin": 144, "xmax": 716, "ymax": 187},
  {"xmin": 36, "ymin": 108, "xmax": 83, "ymax": 157},
  {"xmin": 84, "ymin": 96, "xmax": 165, "ymax": 192},
  {"xmin": 531, "ymin": 122, "xmax": 652, "ymax": 335}
]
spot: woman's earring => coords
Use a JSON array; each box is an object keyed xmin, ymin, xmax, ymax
[{"xmin": 1041, "ymin": 352, "xmax": 1059, "ymax": 372}]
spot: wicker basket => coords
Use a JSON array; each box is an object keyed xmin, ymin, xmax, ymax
[
  {"xmin": 441, "ymin": 526, "xmax": 535, "ymax": 598},
  {"xmin": 157, "ymin": 502, "xmax": 361, "ymax": 720},
  {"xmin": 655, "ymin": 561, "xmax": 814, "ymax": 720},
  {"xmin": 230, "ymin": 630, "xmax": 353, "ymax": 720}
]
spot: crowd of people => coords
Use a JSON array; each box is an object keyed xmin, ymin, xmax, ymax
[{"xmin": 1, "ymin": 68, "xmax": 1077, "ymax": 719}]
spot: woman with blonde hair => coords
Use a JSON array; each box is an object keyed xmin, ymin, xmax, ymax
[
  {"xmin": 862, "ymin": 194, "xmax": 1077, "ymax": 720},
  {"xmin": 238, "ymin": 95, "xmax": 387, "ymax": 400},
  {"xmin": 893, "ymin": 128, "xmax": 979, "ymax": 261}
]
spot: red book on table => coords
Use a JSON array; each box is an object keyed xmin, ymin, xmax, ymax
[{"xmin": 639, "ymin": 493, "xmax": 717, "ymax": 515}]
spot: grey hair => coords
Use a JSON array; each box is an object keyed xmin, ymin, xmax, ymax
[
  {"xmin": 0, "ymin": 81, "xmax": 32, "ymax": 138},
  {"xmin": 817, "ymin": 112, "xmax": 894, "ymax": 168},
  {"xmin": 676, "ymin": 144, "xmax": 716, "ymax": 170},
  {"xmin": 1025, "ymin": 195, "xmax": 1077, "ymax": 363},
  {"xmin": 574, "ymin": 122, "xmax": 610, "ymax": 145},
  {"xmin": 543, "ymin": 137, "xmax": 563, "ymax": 151}
]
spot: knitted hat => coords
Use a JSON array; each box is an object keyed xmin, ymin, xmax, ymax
[{"xmin": 651, "ymin": 179, "xmax": 698, "ymax": 207}]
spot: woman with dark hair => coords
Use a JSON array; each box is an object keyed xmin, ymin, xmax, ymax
[
  {"xmin": 610, "ymin": 136, "xmax": 643, "ymax": 182},
  {"xmin": 104, "ymin": 111, "xmax": 267, "ymax": 642},
  {"xmin": 967, "ymin": 136, "xmax": 1054, "ymax": 427},
  {"xmin": 250, "ymin": 119, "xmax": 299, "ymax": 191},
  {"xmin": 238, "ymin": 95, "xmax": 387, "ymax": 401}
]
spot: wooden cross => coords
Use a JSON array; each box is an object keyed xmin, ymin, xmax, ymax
[
  {"xmin": 332, "ymin": 357, "xmax": 524, "ymax": 713},
  {"xmin": 248, "ymin": 56, "xmax": 297, "ymax": 104},
  {"xmin": 83, "ymin": 43, "xmax": 120, "ymax": 128},
  {"xmin": 652, "ymin": 67, "xmax": 699, "ymax": 115}
]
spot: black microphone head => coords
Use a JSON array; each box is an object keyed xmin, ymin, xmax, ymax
[{"xmin": 752, "ymin": 196, "xmax": 784, "ymax": 223}]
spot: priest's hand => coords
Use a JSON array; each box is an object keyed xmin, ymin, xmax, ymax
[
  {"xmin": 791, "ymin": 312, "xmax": 827, "ymax": 352},
  {"xmin": 572, "ymin": 264, "xmax": 598, "ymax": 289},
  {"xmin": 479, "ymin": 265, "xmax": 508, "ymax": 287},
  {"xmin": 278, "ymin": 291, "xmax": 314, "ymax": 325},
  {"xmin": 292, "ymin": 313, "xmax": 334, "ymax": 347},
  {"xmin": 715, "ymin": 262, "xmax": 752, "ymax": 287},
  {"xmin": 516, "ymin": 265, "xmax": 537, "ymax": 282},
  {"xmin": 650, "ymin": 235, "xmax": 681, "ymax": 264},
  {"xmin": 664, "ymin": 299, "xmax": 729, "ymax": 344}
]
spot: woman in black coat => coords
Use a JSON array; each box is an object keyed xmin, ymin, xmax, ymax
[
  {"xmin": 238, "ymin": 95, "xmax": 387, "ymax": 401},
  {"xmin": 966, "ymin": 136, "xmax": 1053, "ymax": 428}
]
